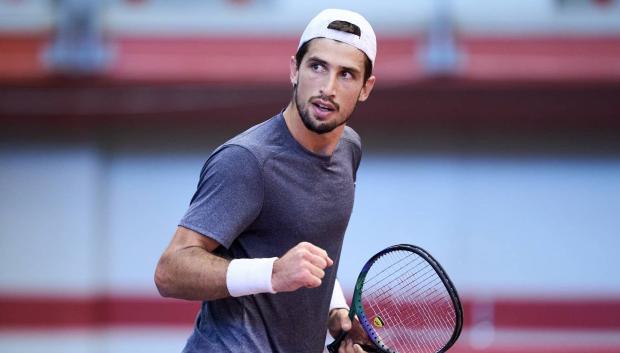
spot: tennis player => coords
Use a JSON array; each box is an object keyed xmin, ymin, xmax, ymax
[{"xmin": 155, "ymin": 8, "xmax": 377, "ymax": 353}]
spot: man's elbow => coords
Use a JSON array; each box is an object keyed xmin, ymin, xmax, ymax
[{"xmin": 154, "ymin": 258, "xmax": 173, "ymax": 298}]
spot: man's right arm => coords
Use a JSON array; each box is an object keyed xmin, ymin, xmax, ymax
[
  {"xmin": 154, "ymin": 226, "xmax": 334, "ymax": 301},
  {"xmin": 155, "ymin": 226, "xmax": 230, "ymax": 301}
]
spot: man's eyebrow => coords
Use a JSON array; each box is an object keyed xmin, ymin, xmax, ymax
[
  {"xmin": 306, "ymin": 56, "xmax": 362, "ymax": 75},
  {"xmin": 306, "ymin": 56, "xmax": 328, "ymax": 66}
]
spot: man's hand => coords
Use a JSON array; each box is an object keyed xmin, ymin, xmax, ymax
[
  {"xmin": 271, "ymin": 242, "xmax": 333, "ymax": 292},
  {"xmin": 328, "ymin": 308, "xmax": 351, "ymax": 338},
  {"xmin": 328, "ymin": 308, "xmax": 377, "ymax": 353}
]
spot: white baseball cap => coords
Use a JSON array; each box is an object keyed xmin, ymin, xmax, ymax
[{"xmin": 298, "ymin": 9, "xmax": 377, "ymax": 67}]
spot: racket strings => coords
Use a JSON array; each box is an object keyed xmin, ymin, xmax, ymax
[
  {"xmin": 365, "ymin": 272, "xmax": 452, "ymax": 352},
  {"xmin": 394, "ymin": 265, "xmax": 456, "ymax": 327},
  {"xmin": 363, "ymin": 253, "xmax": 436, "ymax": 352},
  {"xmin": 380, "ymin": 270, "xmax": 452, "ymax": 347},
  {"xmin": 363, "ymin": 253, "xmax": 423, "ymax": 291},
  {"xmin": 361, "ymin": 250, "xmax": 456, "ymax": 353},
  {"xmin": 366, "ymin": 254, "xmax": 447, "ymax": 316},
  {"xmin": 383, "ymin": 253, "xmax": 455, "ymax": 331},
  {"xmin": 377, "ymin": 276, "xmax": 452, "ymax": 333},
  {"xmin": 377, "ymin": 255, "xmax": 450, "ymax": 351}
]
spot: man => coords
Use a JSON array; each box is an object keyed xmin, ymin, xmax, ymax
[{"xmin": 155, "ymin": 8, "xmax": 377, "ymax": 353}]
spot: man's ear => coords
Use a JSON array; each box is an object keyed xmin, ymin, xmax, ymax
[
  {"xmin": 358, "ymin": 75, "xmax": 376, "ymax": 102},
  {"xmin": 289, "ymin": 55, "xmax": 298, "ymax": 87}
]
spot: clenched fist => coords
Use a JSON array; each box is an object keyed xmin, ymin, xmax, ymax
[{"xmin": 271, "ymin": 242, "xmax": 334, "ymax": 292}]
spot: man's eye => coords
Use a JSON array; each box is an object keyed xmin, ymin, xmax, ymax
[
  {"xmin": 311, "ymin": 63, "xmax": 325, "ymax": 71},
  {"xmin": 341, "ymin": 71, "xmax": 353, "ymax": 79}
]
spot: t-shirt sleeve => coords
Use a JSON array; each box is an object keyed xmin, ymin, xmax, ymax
[
  {"xmin": 179, "ymin": 145, "xmax": 264, "ymax": 249},
  {"xmin": 344, "ymin": 127, "xmax": 363, "ymax": 180}
]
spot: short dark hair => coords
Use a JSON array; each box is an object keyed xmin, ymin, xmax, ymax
[{"xmin": 295, "ymin": 39, "xmax": 373, "ymax": 84}]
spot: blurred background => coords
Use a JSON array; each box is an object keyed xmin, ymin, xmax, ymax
[{"xmin": 1, "ymin": 0, "xmax": 619, "ymax": 352}]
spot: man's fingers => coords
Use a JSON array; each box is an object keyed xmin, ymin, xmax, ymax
[
  {"xmin": 328, "ymin": 308, "xmax": 351, "ymax": 339},
  {"xmin": 273, "ymin": 242, "xmax": 335, "ymax": 292},
  {"xmin": 300, "ymin": 242, "xmax": 333, "ymax": 267},
  {"xmin": 335, "ymin": 309, "xmax": 352, "ymax": 331},
  {"xmin": 353, "ymin": 344, "xmax": 367, "ymax": 353},
  {"xmin": 307, "ymin": 263, "xmax": 326, "ymax": 279},
  {"xmin": 304, "ymin": 276, "xmax": 322, "ymax": 288},
  {"xmin": 339, "ymin": 338, "xmax": 353, "ymax": 353},
  {"xmin": 340, "ymin": 339, "xmax": 370, "ymax": 353},
  {"xmin": 341, "ymin": 316, "xmax": 352, "ymax": 331}
]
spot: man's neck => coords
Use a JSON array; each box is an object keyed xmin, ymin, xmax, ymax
[{"xmin": 282, "ymin": 102, "xmax": 344, "ymax": 156}]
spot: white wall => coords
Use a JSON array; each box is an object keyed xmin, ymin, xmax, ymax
[
  {"xmin": 343, "ymin": 155, "xmax": 620, "ymax": 297},
  {"xmin": 0, "ymin": 145, "xmax": 103, "ymax": 295},
  {"xmin": 2, "ymin": 143, "xmax": 619, "ymax": 297},
  {"xmin": 2, "ymin": 139, "xmax": 619, "ymax": 353},
  {"xmin": 2, "ymin": 0, "xmax": 619, "ymax": 35}
]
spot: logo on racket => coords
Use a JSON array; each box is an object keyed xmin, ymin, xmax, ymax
[{"xmin": 372, "ymin": 316, "xmax": 385, "ymax": 328}]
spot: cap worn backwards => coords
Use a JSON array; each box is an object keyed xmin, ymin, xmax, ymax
[{"xmin": 298, "ymin": 9, "xmax": 377, "ymax": 67}]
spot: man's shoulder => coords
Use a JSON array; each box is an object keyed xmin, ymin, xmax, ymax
[
  {"xmin": 221, "ymin": 114, "xmax": 287, "ymax": 164},
  {"xmin": 342, "ymin": 125, "xmax": 362, "ymax": 150}
]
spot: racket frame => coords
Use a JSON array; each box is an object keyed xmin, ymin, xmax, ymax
[{"xmin": 327, "ymin": 244, "xmax": 463, "ymax": 353}]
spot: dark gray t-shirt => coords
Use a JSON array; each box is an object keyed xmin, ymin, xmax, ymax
[{"xmin": 179, "ymin": 113, "xmax": 362, "ymax": 353}]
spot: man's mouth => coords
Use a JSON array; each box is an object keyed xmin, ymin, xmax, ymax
[
  {"xmin": 313, "ymin": 102, "xmax": 335, "ymax": 112},
  {"xmin": 311, "ymin": 98, "xmax": 337, "ymax": 113}
]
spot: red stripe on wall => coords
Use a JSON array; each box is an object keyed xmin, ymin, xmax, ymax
[
  {"xmin": 1, "ymin": 295, "xmax": 619, "ymax": 330},
  {"xmin": 1, "ymin": 34, "xmax": 619, "ymax": 83},
  {"xmin": 0, "ymin": 295, "xmax": 199, "ymax": 329},
  {"xmin": 494, "ymin": 298, "xmax": 620, "ymax": 330}
]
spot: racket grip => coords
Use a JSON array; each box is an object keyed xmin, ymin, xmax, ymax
[{"xmin": 326, "ymin": 331, "xmax": 348, "ymax": 353}]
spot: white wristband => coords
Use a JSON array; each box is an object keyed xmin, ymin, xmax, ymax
[
  {"xmin": 330, "ymin": 279, "xmax": 349, "ymax": 311},
  {"xmin": 226, "ymin": 257, "xmax": 278, "ymax": 297}
]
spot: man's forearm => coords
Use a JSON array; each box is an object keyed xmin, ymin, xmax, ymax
[
  {"xmin": 155, "ymin": 246, "xmax": 230, "ymax": 301},
  {"xmin": 155, "ymin": 228, "xmax": 335, "ymax": 301}
]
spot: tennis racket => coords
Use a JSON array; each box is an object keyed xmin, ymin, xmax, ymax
[{"xmin": 327, "ymin": 244, "xmax": 463, "ymax": 353}]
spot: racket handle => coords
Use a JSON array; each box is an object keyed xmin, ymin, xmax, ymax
[
  {"xmin": 326, "ymin": 331, "xmax": 348, "ymax": 353},
  {"xmin": 328, "ymin": 333, "xmax": 380, "ymax": 353}
]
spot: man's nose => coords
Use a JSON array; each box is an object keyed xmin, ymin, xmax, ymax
[{"xmin": 321, "ymin": 73, "xmax": 338, "ymax": 97}]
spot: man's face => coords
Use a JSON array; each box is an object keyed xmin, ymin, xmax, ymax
[{"xmin": 291, "ymin": 38, "xmax": 375, "ymax": 135}]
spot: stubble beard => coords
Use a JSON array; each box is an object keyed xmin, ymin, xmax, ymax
[{"xmin": 293, "ymin": 84, "xmax": 352, "ymax": 135}]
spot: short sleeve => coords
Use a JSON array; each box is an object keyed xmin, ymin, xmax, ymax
[
  {"xmin": 179, "ymin": 145, "xmax": 264, "ymax": 248},
  {"xmin": 343, "ymin": 126, "xmax": 362, "ymax": 180}
]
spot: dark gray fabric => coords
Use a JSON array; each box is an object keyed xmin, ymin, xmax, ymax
[{"xmin": 179, "ymin": 113, "xmax": 362, "ymax": 353}]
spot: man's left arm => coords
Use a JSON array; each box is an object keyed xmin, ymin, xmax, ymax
[{"xmin": 327, "ymin": 279, "xmax": 374, "ymax": 353}]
